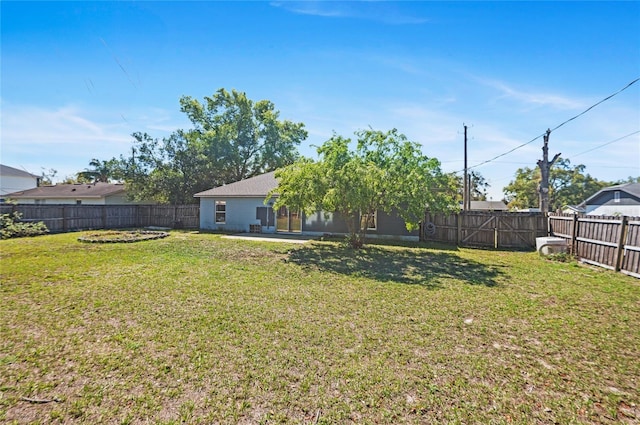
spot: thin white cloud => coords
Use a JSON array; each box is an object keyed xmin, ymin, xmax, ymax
[
  {"xmin": 0, "ymin": 103, "xmax": 187, "ymax": 181},
  {"xmin": 366, "ymin": 53, "xmax": 424, "ymax": 76},
  {"xmin": 271, "ymin": 1, "xmax": 345, "ymax": 18},
  {"xmin": 1, "ymin": 104, "xmax": 130, "ymax": 147},
  {"xmin": 270, "ymin": 1, "xmax": 429, "ymax": 24},
  {"xmin": 476, "ymin": 77, "xmax": 586, "ymax": 110}
]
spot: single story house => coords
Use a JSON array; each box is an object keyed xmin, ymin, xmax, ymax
[
  {"xmin": 4, "ymin": 183, "xmax": 144, "ymax": 205},
  {"xmin": 194, "ymin": 171, "xmax": 419, "ymax": 240},
  {"xmin": 584, "ymin": 182, "xmax": 640, "ymax": 216},
  {"xmin": 0, "ymin": 164, "xmax": 40, "ymax": 199}
]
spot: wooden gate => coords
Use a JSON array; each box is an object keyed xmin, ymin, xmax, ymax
[{"xmin": 422, "ymin": 212, "xmax": 546, "ymax": 249}]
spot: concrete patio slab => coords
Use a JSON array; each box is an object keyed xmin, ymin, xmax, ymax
[{"xmin": 221, "ymin": 233, "xmax": 314, "ymax": 244}]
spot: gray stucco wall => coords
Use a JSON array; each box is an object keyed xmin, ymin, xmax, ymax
[
  {"xmin": 303, "ymin": 211, "xmax": 351, "ymax": 234},
  {"xmin": 199, "ymin": 197, "xmax": 418, "ymax": 239},
  {"xmin": 200, "ymin": 197, "xmax": 276, "ymax": 232},
  {"xmin": 303, "ymin": 209, "xmax": 417, "ymax": 237}
]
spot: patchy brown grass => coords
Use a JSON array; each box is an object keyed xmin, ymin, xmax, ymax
[{"xmin": 1, "ymin": 231, "xmax": 638, "ymax": 424}]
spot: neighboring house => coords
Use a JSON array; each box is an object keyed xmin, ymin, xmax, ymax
[
  {"xmin": 584, "ymin": 182, "xmax": 640, "ymax": 216},
  {"xmin": 194, "ymin": 171, "xmax": 419, "ymax": 240},
  {"xmin": 469, "ymin": 200, "xmax": 508, "ymax": 211},
  {"xmin": 562, "ymin": 204, "xmax": 586, "ymax": 214},
  {"xmin": 0, "ymin": 164, "xmax": 40, "ymax": 199},
  {"xmin": 4, "ymin": 183, "xmax": 143, "ymax": 205}
]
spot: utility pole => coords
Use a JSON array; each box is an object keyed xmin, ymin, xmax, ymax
[
  {"xmin": 131, "ymin": 147, "xmax": 136, "ymax": 180},
  {"xmin": 463, "ymin": 124, "xmax": 469, "ymax": 211},
  {"xmin": 537, "ymin": 129, "xmax": 561, "ymax": 214}
]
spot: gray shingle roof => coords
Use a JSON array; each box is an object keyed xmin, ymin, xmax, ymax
[
  {"xmin": 585, "ymin": 182, "xmax": 640, "ymax": 204},
  {"xmin": 0, "ymin": 164, "xmax": 39, "ymax": 179},
  {"xmin": 194, "ymin": 172, "xmax": 279, "ymax": 198},
  {"xmin": 6, "ymin": 183, "xmax": 126, "ymax": 199}
]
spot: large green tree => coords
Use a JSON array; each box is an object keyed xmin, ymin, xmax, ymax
[
  {"xmin": 271, "ymin": 129, "xmax": 457, "ymax": 248},
  {"xmin": 118, "ymin": 89, "xmax": 307, "ymax": 204},
  {"xmin": 179, "ymin": 88, "xmax": 307, "ymax": 184},
  {"xmin": 116, "ymin": 131, "xmax": 212, "ymax": 204},
  {"xmin": 503, "ymin": 158, "xmax": 611, "ymax": 211}
]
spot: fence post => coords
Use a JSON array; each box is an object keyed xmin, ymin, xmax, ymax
[
  {"xmin": 571, "ymin": 214, "xmax": 579, "ymax": 255},
  {"xmin": 615, "ymin": 216, "xmax": 629, "ymax": 272},
  {"xmin": 456, "ymin": 213, "xmax": 461, "ymax": 245},
  {"xmin": 173, "ymin": 205, "xmax": 178, "ymax": 228},
  {"xmin": 62, "ymin": 205, "xmax": 68, "ymax": 232}
]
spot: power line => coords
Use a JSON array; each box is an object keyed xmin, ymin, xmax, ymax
[
  {"xmin": 549, "ymin": 78, "xmax": 639, "ymax": 133},
  {"xmin": 462, "ymin": 77, "xmax": 640, "ymax": 172},
  {"xmin": 490, "ymin": 163, "xmax": 639, "ymax": 190},
  {"xmin": 572, "ymin": 130, "xmax": 640, "ymax": 158}
]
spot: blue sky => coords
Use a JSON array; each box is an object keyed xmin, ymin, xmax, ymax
[{"xmin": 2, "ymin": 1, "xmax": 639, "ymax": 200}]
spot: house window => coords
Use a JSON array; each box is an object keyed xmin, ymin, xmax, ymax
[
  {"xmin": 361, "ymin": 210, "xmax": 377, "ymax": 231},
  {"xmin": 215, "ymin": 200, "xmax": 226, "ymax": 224},
  {"xmin": 34, "ymin": 199, "xmax": 45, "ymax": 205},
  {"xmin": 76, "ymin": 200, "xmax": 82, "ymax": 205},
  {"xmin": 614, "ymin": 191, "xmax": 620, "ymax": 203}
]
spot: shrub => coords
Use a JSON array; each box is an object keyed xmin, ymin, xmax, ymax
[
  {"xmin": 545, "ymin": 251, "xmax": 574, "ymax": 263},
  {"xmin": 0, "ymin": 210, "xmax": 49, "ymax": 239}
]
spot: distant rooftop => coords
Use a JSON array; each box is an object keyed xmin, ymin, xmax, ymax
[
  {"xmin": 5, "ymin": 182, "xmax": 126, "ymax": 199},
  {"xmin": 0, "ymin": 164, "xmax": 40, "ymax": 179},
  {"xmin": 585, "ymin": 182, "xmax": 640, "ymax": 204},
  {"xmin": 469, "ymin": 200, "xmax": 508, "ymax": 211}
]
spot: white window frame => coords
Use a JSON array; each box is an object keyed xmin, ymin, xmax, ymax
[
  {"xmin": 361, "ymin": 210, "xmax": 377, "ymax": 231},
  {"xmin": 215, "ymin": 200, "xmax": 226, "ymax": 224},
  {"xmin": 614, "ymin": 191, "xmax": 620, "ymax": 203}
]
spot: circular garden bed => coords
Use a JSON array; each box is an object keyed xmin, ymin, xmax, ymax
[{"xmin": 78, "ymin": 230, "xmax": 169, "ymax": 243}]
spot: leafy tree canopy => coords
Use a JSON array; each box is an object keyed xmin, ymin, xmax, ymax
[
  {"xmin": 39, "ymin": 168, "xmax": 57, "ymax": 186},
  {"xmin": 503, "ymin": 158, "xmax": 612, "ymax": 211},
  {"xmin": 115, "ymin": 88, "xmax": 307, "ymax": 204},
  {"xmin": 180, "ymin": 88, "xmax": 307, "ymax": 184},
  {"xmin": 76, "ymin": 158, "xmax": 120, "ymax": 183},
  {"xmin": 271, "ymin": 129, "xmax": 457, "ymax": 248},
  {"xmin": 449, "ymin": 170, "xmax": 490, "ymax": 203}
]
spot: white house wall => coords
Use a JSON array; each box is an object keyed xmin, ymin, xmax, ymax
[
  {"xmin": 200, "ymin": 197, "xmax": 276, "ymax": 232},
  {"xmin": 586, "ymin": 204, "xmax": 640, "ymax": 216},
  {"xmin": 104, "ymin": 194, "xmax": 148, "ymax": 205},
  {"xmin": 1, "ymin": 175, "xmax": 39, "ymax": 196},
  {"xmin": 10, "ymin": 194, "xmax": 146, "ymax": 205}
]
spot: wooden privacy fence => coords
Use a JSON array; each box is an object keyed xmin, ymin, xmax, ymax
[
  {"xmin": 0, "ymin": 204, "xmax": 200, "ymax": 233},
  {"xmin": 549, "ymin": 213, "xmax": 640, "ymax": 278},
  {"xmin": 421, "ymin": 211, "xmax": 547, "ymax": 249}
]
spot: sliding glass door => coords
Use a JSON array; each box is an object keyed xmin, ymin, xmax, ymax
[{"xmin": 276, "ymin": 206, "xmax": 302, "ymax": 233}]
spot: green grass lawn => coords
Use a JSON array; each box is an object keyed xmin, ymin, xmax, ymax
[{"xmin": 1, "ymin": 231, "xmax": 638, "ymax": 424}]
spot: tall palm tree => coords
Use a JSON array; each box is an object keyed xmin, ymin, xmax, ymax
[{"xmin": 76, "ymin": 159, "xmax": 115, "ymax": 183}]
